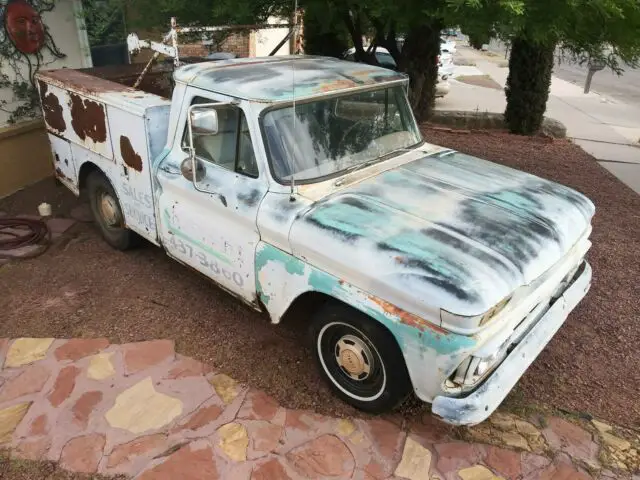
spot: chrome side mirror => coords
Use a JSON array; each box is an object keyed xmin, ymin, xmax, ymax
[
  {"xmin": 190, "ymin": 109, "xmax": 219, "ymax": 135},
  {"xmin": 180, "ymin": 157, "xmax": 205, "ymax": 182}
]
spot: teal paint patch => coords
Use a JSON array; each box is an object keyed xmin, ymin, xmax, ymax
[
  {"xmin": 162, "ymin": 209, "xmax": 232, "ymax": 265},
  {"xmin": 255, "ymin": 243, "xmax": 308, "ymax": 306},
  {"xmin": 487, "ymin": 190, "xmax": 540, "ymax": 211},
  {"xmin": 256, "ymin": 244, "xmax": 475, "ymax": 356},
  {"xmin": 308, "ymin": 196, "xmax": 391, "ymax": 239}
]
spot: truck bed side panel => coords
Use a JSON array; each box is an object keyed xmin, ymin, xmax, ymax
[
  {"xmin": 38, "ymin": 80, "xmax": 114, "ymax": 159},
  {"xmin": 37, "ymin": 69, "xmax": 172, "ymax": 245},
  {"xmin": 105, "ymin": 106, "xmax": 158, "ymax": 240}
]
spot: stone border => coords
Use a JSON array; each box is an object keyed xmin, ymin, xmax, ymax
[
  {"xmin": 430, "ymin": 110, "xmax": 567, "ymax": 138},
  {"xmin": 0, "ymin": 337, "xmax": 638, "ymax": 479}
]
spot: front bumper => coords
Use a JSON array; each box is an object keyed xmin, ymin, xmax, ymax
[{"xmin": 431, "ymin": 261, "xmax": 592, "ymax": 426}]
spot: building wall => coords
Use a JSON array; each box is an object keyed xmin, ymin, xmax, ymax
[
  {"xmin": 0, "ymin": 0, "xmax": 90, "ymax": 198},
  {"xmin": 255, "ymin": 17, "xmax": 291, "ymax": 57}
]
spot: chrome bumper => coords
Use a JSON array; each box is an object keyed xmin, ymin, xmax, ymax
[{"xmin": 431, "ymin": 261, "xmax": 592, "ymax": 426}]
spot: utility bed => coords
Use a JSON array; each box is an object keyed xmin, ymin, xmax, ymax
[{"xmin": 36, "ymin": 64, "xmax": 173, "ymax": 241}]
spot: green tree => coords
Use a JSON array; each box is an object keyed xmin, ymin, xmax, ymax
[{"xmin": 454, "ymin": 0, "xmax": 640, "ymax": 135}]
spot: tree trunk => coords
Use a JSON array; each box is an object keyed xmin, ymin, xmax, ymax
[
  {"xmin": 398, "ymin": 20, "xmax": 442, "ymax": 122},
  {"xmin": 504, "ymin": 36, "xmax": 555, "ymax": 135}
]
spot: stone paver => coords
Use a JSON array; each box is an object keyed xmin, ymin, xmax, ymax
[
  {"xmin": 105, "ymin": 377, "xmax": 183, "ymax": 434},
  {"xmin": 0, "ymin": 337, "xmax": 636, "ymax": 479},
  {"xmin": 5, "ymin": 338, "xmax": 54, "ymax": 367}
]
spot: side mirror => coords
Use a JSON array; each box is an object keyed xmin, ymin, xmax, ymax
[
  {"xmin": 190, "ymin": 109, "xmax": 219, "ymax": 135},
  {"xmin": 181, "ymin": 157, "xmax": 205, "ymax": 182}
]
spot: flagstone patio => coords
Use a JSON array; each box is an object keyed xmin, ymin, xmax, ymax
[{"xmin": 0, "ymin": 337, "xmax": 637, "ymax": 479}]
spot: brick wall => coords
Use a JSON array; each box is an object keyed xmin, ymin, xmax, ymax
[
  {"xmin": 178, "ymin": 44, "xmax": 209, "ymax": 57},
  {"xmin": 219, "ymin": 33, "xmax": 250, "ymax": 58}
]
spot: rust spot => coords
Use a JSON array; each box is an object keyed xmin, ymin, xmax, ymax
[
  {"xmin": 370, "ymin": 297, "xmax": 449, "ymax": 335},
  {"xmin": 69, "ymin": 93, "xmax": 107, "ymax": 143},
  {"xmin": 119, "ymin": 136, "xmax": 143, "ymax": 172},
  {"xmin": 38, "ymin": 81, "xmax": 66, "ymax": 133},
  {"xmin": 315, "ymin": 79, "xmax": 358, "ymax": 93},
  {"xmin": 55, "ymin": 167, "xmax": 69, "ymax": 181}
]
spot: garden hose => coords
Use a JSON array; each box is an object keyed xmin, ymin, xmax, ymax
[{"xmin": 0, "ymin": 217, "xmax": 51, "ymax": 259}]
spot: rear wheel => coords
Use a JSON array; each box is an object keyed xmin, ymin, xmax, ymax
[
  {"xmin": 310, "ymin": 302, "xmax": 412, "ymax": 413},
  {"xmin": 86, "ymin": 172, "xmax": 138, "ymax": 250}
]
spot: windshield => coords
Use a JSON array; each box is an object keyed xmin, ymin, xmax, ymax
[{"xmin": 262, "ymin": 86, "xmax": 421, "ymax": 184}]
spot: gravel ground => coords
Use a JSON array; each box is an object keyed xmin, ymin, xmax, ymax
[{"xmin": 0, "ymin": 128, "xmax": 638, "ymax": 428}]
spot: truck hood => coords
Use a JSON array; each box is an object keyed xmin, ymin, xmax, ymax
[{"xmin": 289, "ymin": 150, "xmax": 594, "ymax": 318}]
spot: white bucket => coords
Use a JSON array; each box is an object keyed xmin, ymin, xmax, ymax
[{"xmin": 38, "ymin": 203, "xmax": 52, "ymax": 217}]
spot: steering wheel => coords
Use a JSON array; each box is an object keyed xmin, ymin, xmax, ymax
[{"xmin": 340, "ymin": 118, "xmax": 375, "ymax": 152}]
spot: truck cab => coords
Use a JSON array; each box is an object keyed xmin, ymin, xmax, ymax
[{"xmin": 36, "ymin": 56, "xmax": 594, "ymax": 425}]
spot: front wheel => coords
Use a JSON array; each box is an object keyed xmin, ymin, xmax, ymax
[{"xmin": 310, "ymin": 302, "xmax": 412, "ymax": 413}]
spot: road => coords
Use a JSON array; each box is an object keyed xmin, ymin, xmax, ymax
[{"xmin": 487, "ymin": 40, "xmax": 640, "ymax": 107}]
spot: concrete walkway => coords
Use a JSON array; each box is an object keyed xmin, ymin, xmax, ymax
[
  {"xmin": 437, "ymin": 46, "xmax": 640, "ymax": 194},
  {"xmin": 0, "ymin": 337, "xmax": 637, "ymax": 479}
]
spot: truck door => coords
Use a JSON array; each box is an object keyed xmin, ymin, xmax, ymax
[{"xmin": 156, "ymin": 92, "xmax": 267, "ymax": 304}]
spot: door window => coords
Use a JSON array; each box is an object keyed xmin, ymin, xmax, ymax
[{"xmin": 182, "ymin": 97, "xmax": 259, "ymax": 177}]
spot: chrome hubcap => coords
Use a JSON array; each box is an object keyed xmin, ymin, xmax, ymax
[
  {"xmin": 99, "ymin": 192, "xmax": 120, "ymax": 227},
  {"xmin": 335, "ymin": 334, "xmax": 373, "ymax": 380}
]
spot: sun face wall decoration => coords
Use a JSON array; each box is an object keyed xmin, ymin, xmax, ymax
[{"xmin": 0, "ymin": 0, "xmax": 65, "ymax": 123}]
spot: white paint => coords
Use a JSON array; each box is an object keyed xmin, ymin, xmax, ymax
[{"xmin": 254, "ymin": 17, "xmax": 291, "ymax": 57}]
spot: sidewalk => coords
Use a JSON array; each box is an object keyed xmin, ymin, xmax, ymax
[
  {"xmin": 437, "ymin": 47, "xmax": 640, "ymax": 194},
  {"xmin": 0, "ymin": 337, "xmax": 637, "ymax": 479}
]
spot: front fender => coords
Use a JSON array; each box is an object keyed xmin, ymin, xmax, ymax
[{"xmin": 255, "ymin": 242, "xmax": 478, "ymax": 401}]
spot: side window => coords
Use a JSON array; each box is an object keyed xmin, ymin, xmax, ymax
[{"xmin": 182, "ymin": 97, "xmax": 259, "ymax": 177}]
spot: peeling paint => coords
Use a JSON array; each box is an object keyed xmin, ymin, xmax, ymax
[
  {"xmin": 174, "ymin": 56, "xmax": 406, "ymax": 103},
  {"xmin": 38, "ymin": 81, "xmax": 66, "ymax": 132},
  {"xmin": 69, "ymin": 93, "xmax": 107, "ymax": 143},
  {"xmin": 120, "ymin": 136, "xmax": 143, "ymax": 172},
  {"xmin": 369, "ymin": 296, "xmax": 449, "ymax": 336}
]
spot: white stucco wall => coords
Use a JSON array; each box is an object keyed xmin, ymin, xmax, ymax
[
  {"xmin": 0, "ymin": 0, "xmax": 91, "ymax": 128},
  {"xmin": 254, "ymin": 16, "xmax": 291, "ymax": 57}
]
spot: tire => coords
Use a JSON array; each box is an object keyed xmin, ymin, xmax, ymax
[
  {"xmin": 86, "ymin": 171, "xmax": 138, "ymax": 250},
  {"xmin": 310, "ymin": 302, "xmax": 412, "ymax": 413}
]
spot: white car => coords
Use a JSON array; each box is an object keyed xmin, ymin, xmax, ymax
[
  {"xmin": 344, "ymin": 46, "xmax": 453, "ymax": 97},
  {"xmin": 440, "ymin": 37, "xmax": 457, "ymax": 54}
]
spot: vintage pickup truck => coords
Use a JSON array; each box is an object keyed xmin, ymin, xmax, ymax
[{"xmin": 36, "ymin": 56, "xmax": 594, "ymax": 425}]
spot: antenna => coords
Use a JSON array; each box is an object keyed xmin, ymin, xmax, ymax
[{"xmin": 289, "ymin": 0, "xmax": 298, "ymax": 202}]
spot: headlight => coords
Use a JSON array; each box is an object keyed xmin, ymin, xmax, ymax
[
  {"xmin": 450, "ymin": 345, "xmax": 509, "ymax": 388},
  {"xmin": 440, "ymin": 295, "xmax": 512, "ymax": 330}
]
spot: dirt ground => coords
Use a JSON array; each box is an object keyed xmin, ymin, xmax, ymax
[{"xmin": 0, "ymin": 127, "xmax": 638, "ymax": 429}]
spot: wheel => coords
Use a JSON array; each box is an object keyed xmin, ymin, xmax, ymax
[
  {"xmin": 310, "ymin": 302, "xmax": 412, "ymax": 413},
  {"xmin": 86, "ymin": 171, "xmax": 138, "ymax": 250}
]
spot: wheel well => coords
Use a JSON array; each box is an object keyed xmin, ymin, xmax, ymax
[
  {"xmin": 279, "ymin": 291, "xmax": 401, "ymax": 348},
  {"xmin": 77, "ymin": 162, "xmax": 104, "ymax": 197},
  {"xmin": 278, "ymin": 291, "xmax": 333, "ymax": 326}
]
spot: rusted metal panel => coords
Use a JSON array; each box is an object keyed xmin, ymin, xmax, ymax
[
  {"xmin": 173, "ymin": 56, "xmax": 408, "ymax": 103},
  {"xmin": 38, "ymin": 81, "xmax": 66, "ymax": 134},
  {"xmin": 47, "ymin": 135, "xmax": 76, "ymax": 187},
  {"xmin": 35, "ymin": 78, "xmax": 114, "ymax": 159},
  {"xmin": 37, "ymin": 68, "xmax": 133, "ymax": 95}
]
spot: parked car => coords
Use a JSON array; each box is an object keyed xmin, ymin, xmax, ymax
[
  {"xmin": 440, "ymin": 37, "xmax": 457, "ymax": 54},
  {"xmin": 36, "ymin": 55, "xmax": 594, "ymax": 425},
  {"xmin": 343, "ymin": 46, "xmax": 452, "ymax": 97}
]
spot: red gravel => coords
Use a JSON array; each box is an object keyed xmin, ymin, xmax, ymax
[{"xmin": 0, "ymin": 127, "xmax": 638, "ymax": 428}]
